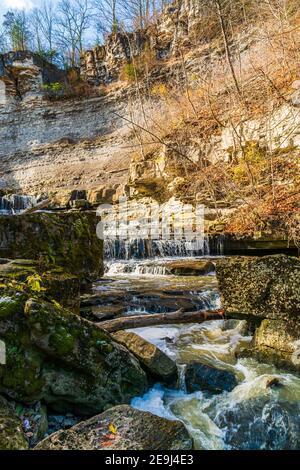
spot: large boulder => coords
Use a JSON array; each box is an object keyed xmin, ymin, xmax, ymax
[
  {"xmin": 34, "ymin": 405, "xmax": 193, "ymax": 450},
  {"xmin": 216, "ymin": 255, "xmax": 300, "ymax": 321},
  {"xmin": 112, "ymin": 331, "xmax": 178, "ymax": 383},
  {"xmin": 0, "ymin": 297, "xmax": 148, "ymax": 415},
  {"xmin": 216, "ymin": 254, "xmax": 300, "ymax": 372},
  {"xmin": 0, "ymin": 395, "xmax": 29, "ymax": 450},
  {"xmin": 0, "ymin": 212, "xmax": 103, "ymax": 280},
  {"xmin": 185, "ymin": 362, "xmax": 238, "ymax": 394},
  {"xmin": 253, "ymin": 319, "xmax": 300, "ymax": 372}
]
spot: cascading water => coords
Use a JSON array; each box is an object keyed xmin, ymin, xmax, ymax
[
  {"xmin": 131, "ymin": 321, "xmax": 300, "ymax": 450},
  {"xmin": 104, "ymin": 236, "xmax": 225, "ymax": 260},
  {"xmin": 100, "ymin": 197, "xmax": 223, "ymax": 259},
  {"xmin": 101, "ymin": 235, "xmax": 300, "ymax": 450},
  {"xmin": 0, "ymin": 194, "xmax": 37, "ymax": 214}
]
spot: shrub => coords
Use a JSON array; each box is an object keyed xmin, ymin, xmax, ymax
[{"xmin": 41, "ymin": 82, "xmax": 64, "ymax": 98}]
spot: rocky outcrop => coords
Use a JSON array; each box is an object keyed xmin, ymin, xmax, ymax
[
  {"xmin": 0, "ymin": 297, "xmax": 148, "ymax": 415},
  {"xmin": 216, "ymin": 255, "xmax": 300, "ymax": 372},
  {"xmin": 0, "ymin": 395, "xmax": 29, "ymax": 450},
  {"xmin": 34, "ymin": 405, "xmax": 193, "ymax": 450},
  {"xmin": 49, "ymin": 187, "xmax": 118, "ymax": 209},
  {"xmin": 216, "ymin": 255, "xmax": 300, "ymax": 321},
  {"xmin": 112, "ymin": 331, "xmax": 178, "ymax": 383},
  {"xmin": 0, "ymin": 212, "xmax": 103, "ymax": 280},
  {"xmin": 80, "ymin": 1, "xmax": 214, "ymax": 86},
  {"xmin": 81, "ymin": 32, "xmax": 150, "ymax": 85},
  {"xmin": 166, "ymin": 260, "xmax": 215, "ymax": 276},
  {"xmin": 0, "ymin": 51, "xmax": 66, "ymax": 103},
  {"xmin": 185, "ymin": 362, "xmax": 238, "ymax": 394}
]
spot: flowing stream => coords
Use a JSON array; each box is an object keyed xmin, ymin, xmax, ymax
[
  {"xmin": 99, "ymin": 253, "xmax": 300, "ymax": 450},
  {"xmin": 0, "ymin": 194, "xmax": 37, "ymax": 214}
]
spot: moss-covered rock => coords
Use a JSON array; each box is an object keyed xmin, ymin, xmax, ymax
[
  {"xmin": 34, "ymin": 405, "xmax": 193, "ymax": 450},
  {"xmin": 0, "ymin": 297, "xmax": 148, "ymax": 415},
  {"xmin": 216, "ymin": 255, "xmax": 300, "ymax": 321},
  {"xmin": 0, "ymin": 212, "xmax": 103, "ymax": 280},
  {"xmin": 0, "ymin": 259, "xmax": 81, "ymax": 313},
  {"xmin": 0, "ymin": 395, "xmax": 29, "ymax": 450}
]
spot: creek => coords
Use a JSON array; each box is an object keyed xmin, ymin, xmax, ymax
[{"xmin": 98, "ymin": 253, "xmax": 300, "ymax": 450}]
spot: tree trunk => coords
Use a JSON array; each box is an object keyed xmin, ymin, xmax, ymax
[
  {"xmin": 214, "ymin": 0, "xmax": 241, "ymax": 96},
  {"xmin": 97, "ymin": 308, "xmax": 225, "ymax": 332}
]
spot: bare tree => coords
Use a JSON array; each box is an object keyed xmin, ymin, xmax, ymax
[
  {"xmin": 213, "ymin": 0, "xmax": 241, "ymax": 96},
  {"xmin": 93, "ymin": 0, "xmax": 119, "ymax": 34},
  {"xmin": 0, "ymin": 26, "xmax": 9, "ymax": 54},
  {"xmin": 38, "ymin": 1, "xmax": 56, "ymax": 55},
  {"xmin": 56, "ymin": 0, "xmax": 94, "ymax": 67}
]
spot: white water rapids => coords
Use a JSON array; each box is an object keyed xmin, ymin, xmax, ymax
[{"xmin": 101, "ymin": 256, "xmax": 300, "ymax": 450}]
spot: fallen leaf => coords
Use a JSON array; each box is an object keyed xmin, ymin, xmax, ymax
[{"xmin": 108, "ymin": 422, "xmax": 117, "ymax": 434}]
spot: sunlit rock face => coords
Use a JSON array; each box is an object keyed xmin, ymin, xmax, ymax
[
  {"xmin": 81, "ymin": 32, "xmax": 150, "ymax": 85},
  {"xmin": 0, "ymin": 51, "xmax": 66, "ymax": 103},
  {"xmin": 80, "ymin": 0, "xmax": 204, "ymax": 86}
]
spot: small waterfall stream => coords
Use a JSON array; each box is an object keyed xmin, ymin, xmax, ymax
[
  {"xmin": 104, "ymin": 237, "xmax": 222, "ymax": 260},
  {"xmin": 0, "ymin": 194, "xmax": 37, "ymax": 214},
  {"xmin": 101, "ymin": 242, "xmax": 300, "ymax": 450}
]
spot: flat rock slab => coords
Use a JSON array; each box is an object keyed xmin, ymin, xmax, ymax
[
  {"xmin": 112, "ymin": 330, "xmax": 178, "ymax": 383},
  {"xmin": 166, "ymin": 260, "xmax": 215, "ymax": 276},
  {"xmin": 34, "ymin": 405, "xmax": 193, "ymax": 450}
]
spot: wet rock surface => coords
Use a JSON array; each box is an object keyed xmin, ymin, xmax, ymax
[
  {"xmin": 0, "ymin": 395, "xmax": 29, "ymax": 450},
  {"xmin": 35, "ymin": 405, "xmax": 193, "ymax": 450},
  {"xmin": 215, "ymin": 398, "xmax": 300, "ymax": 450},
  {"xmin": 216, "ymin": 254, "xmax": 300, "ymax": 321},
  {"xmin": 0, "ymin": 297, "xmax": 148, "ymax": 415},
  {"xmin": 165, "ymin": 260, "xmax": 215, "ymax": 276},
  {"xmin": 253, "ymin": 319, "xmax": 300, "ymax": 373},
  {"xmin": 112, "ymin": 331, "xmax": 178, "ymax": 383},
  {"xmin": 216, "ymin": 254, "xmax": 300, "ymax": 373},
  {"xmin": 185, "ymin": 362, "xmax": 238, "ymax": 394}
]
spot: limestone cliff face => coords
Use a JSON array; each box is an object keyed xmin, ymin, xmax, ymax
[
  {"xmin": 0, "ymin": 52, "xmax": 136, "ymax": 194},
  {"xmin": 0, "ymin": 0, "xmax": 299, "ymax": 237}
]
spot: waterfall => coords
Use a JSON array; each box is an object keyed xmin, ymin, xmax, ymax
[
  {"xmin": 0, "ymin": 194, "xmax": 37, "ymax": 214},
  {"xmin": 177, "ymin": 364, "xmax": 187, "ymax": 392},
  {"xmin": 106, "ymin": 260, "xmax": 168, "ymax": 276},
  {"xmin": 104, "ymin": 236, "xmax": 225, "ymax": 260}
]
